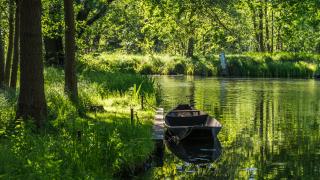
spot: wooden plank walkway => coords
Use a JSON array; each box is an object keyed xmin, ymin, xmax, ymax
[
  {"xmin": 153, "ymin": 108, "xmax": 164, "ymax": 140},
  {"xmin": 152, "ymin": 108, "xmax": 165, "ymax": 166}
]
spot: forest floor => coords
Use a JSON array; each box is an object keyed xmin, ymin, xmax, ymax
[{"xmin": 0, "ymin": 63, "xmax": 158, "ymax": 178}]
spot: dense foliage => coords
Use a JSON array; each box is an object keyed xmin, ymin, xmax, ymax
[
  {"xmin": 0, "ymin": 0, "xmax": 319, "ymax": 178},
  {"xmin": 40, "ymin": 0, "xmax": 320, "ymax": 55}
]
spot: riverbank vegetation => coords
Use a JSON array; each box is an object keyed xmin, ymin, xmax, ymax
[
  {"xmin": 0, "ymin": 0, "xmax": 319, "ymax": 178},
  {"xmin": 0, "ymin": 67, "xmax": 156, "ymax": 178},
  {"xmin": 84, "ymin": 52, "xmax": 320, "ymax": 78}
]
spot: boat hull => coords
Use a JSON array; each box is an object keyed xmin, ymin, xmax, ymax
[
  {"xmin": 164, "ymin": 104, "xmax": 222, "ymax": 141},
  {"xmin": 165, "ymin": 125, "xmax": 221, "ymax": 141}
]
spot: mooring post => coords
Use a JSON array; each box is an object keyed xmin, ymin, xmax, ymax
[
  {"xmin": 152, "ymin": 108, "xmax": 165, "ymax": 167},
  {"xmin": 141, "ymin": 95, "xmax": 144, "ymax": 110},
  {"xmin": 77, "ymin": 130, "xmax": 81, "ymax": 141},
  {"xmin": 153, "ymin": 139, "xmax": 164, "ymax": 167},
  {"xmin": 131, "ymin": 108, "xmax": 134, "ymax": 125},
  {"xmin": 219, "ymin": 52, "xmax": 229, "ymax": 76}
]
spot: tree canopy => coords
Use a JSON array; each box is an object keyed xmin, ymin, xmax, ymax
[{"xmin": 38, "ymin": 0, "xmax": 319, "ymax": 55}]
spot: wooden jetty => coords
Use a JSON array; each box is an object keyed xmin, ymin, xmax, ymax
[
  {"xmin": 152, "ymin": 108, "xmax": 165, "ymax": 167},
  {"xmin": 153, "ymin": 108, "xmax": 164, "ymax": 140}
]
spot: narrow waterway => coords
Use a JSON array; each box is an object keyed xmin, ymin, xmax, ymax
[{"xmin": 145, "ymin": 76, "xmax": 320, "ymax": 179}]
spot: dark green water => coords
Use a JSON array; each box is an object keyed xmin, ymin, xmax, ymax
[{"xmin": 148, "ymin": 76, "xmax": 320, "ymax": 179}]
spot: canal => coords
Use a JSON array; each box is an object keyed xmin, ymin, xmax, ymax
[{"xmin": 144, "ymin": 76, "xmax": 320, "ymax": 179}]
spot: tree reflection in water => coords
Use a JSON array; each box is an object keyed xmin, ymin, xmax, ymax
[{"xmin": 146, "ymin": 77, "xmax": 320, "ymax": 179}]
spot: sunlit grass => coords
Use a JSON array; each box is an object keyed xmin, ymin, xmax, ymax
[
  {"xmin": 81, "ymin": 52, "xmax": 320, "ymax": 78},
  {"xmin": 81, "ymin": 52, "xmax": 216, "ymax": 76},
  {"xmin": 227, "ymin": 53, "xmax": 319, "ymax": 78},
  {"xmin": 0, "ymin": 66, "xmax": 156, "ymax": 178}
]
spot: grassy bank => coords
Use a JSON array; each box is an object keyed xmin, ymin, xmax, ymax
[
  {"xmin": 226, "ymin": 53, "xmax": 319, "ymax": 78},
  {"xmin": 0, "ymin": 66, "xmax": 157, "ymax": 178},
  {"xmin": 83, "ymin": 52, "xmax": 320, "ymax": 78}
]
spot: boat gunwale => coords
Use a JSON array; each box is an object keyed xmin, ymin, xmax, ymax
[
  {"xmin": 164, "ymin": 118, "xmax": 222, "ymax": 129},
  {"xmin": 166, "ymin": 109, "xmax": 208, "ymax": 117},
  {"xmin": 164, "ymin": 125, "xmax": 222, "ymax": 129}
]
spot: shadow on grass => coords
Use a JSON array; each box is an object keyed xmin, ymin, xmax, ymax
[{"xmin": 0, "ymin": 110, "xmax": 154, "ymax": 179}]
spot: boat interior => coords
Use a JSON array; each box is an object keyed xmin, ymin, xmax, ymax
[
  {"xmin": 166, "ymin": 110, "xmax": 207, "ymax": 117},
  {"xmin": 165, "ymin": 104, "xmax": 222, "ymax": 128}
]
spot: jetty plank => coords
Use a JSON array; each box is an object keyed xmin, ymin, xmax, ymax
[{"xmin": 153, "ymin": 108, "xmax": 164, "ymax": 140}]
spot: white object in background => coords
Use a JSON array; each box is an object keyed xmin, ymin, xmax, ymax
[{"xmin": 220, "ymin": 52, "xmax": 227, "ymax": 70}]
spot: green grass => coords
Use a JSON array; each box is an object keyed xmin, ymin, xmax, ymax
[
  {"xmin": 81, "ymin": 53, "xmax": 217, "ymax": 76},
  {"xmin": 1, "ymin": 51, "xmax": 319, "ymax": 178},
  {"xmin": 0, "ymin": 66, "xmax": 157, "ymax": 179},
  {"xmin": 225, "ymin": 53, "xmax": 320, "ymax": 78},
  {"xmin": 82, "ymin": 52, "xmax": 320, "ymax": 78}
]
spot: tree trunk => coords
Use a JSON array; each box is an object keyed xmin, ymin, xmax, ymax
[
  {"xmin": 4, "ymin": 0, "xmax": 15, "ymax": 86},
  {"xmin": 44, "ymin": 3, "xmax": 64, "ymax": 66},
  {"xmin": 44, "ymin": 36, "xmax": 64, "ymax": 66},
  {"xmin": 265, "ymin": 0, "xmax": 270, "ymax": 52},
  {"xmin": 92, "ymin": 34, "xmax": 101, "ymax": 51},
  {"xmin": 180, "ymin": 41, "xmax": 185, "ymax": 56},
  {"xmin": 186, "ymin": 37, "xmax": 195, "ymax": 58},
  {"xmin": 277, "ymin": 25, "xmax": 282, "ymax": 51},
  {"xmin": 0, "ymin": 22, "xmax": 5, "ymax": 88},
  {"xmin": 271, "ymin": 8, "xmax": 274, "ymax": 53},
  {"xmin": 258, "ymin": 1, "xmax": 265, "ymax": 52},
  {"xmin": 10, "ymin": 0, "xmax": 20, "ymax": 89},
  {"xmin": 202, "ymin": 35, "xmax": 206, "ymax": 56},
  {"xmin": 316, "ymin": 42, "xmax": 320, "ymax": 54},
  {"xmin": 64, "ymin": 0, "xmax": 78, "ymax": 103},
  {"xmin": 251, "ymin": 8, "xmax": 259, "ymax": 52},
  {"xmin": 17, "ymin": 0, "xmax": 47, "ymax": 128}
]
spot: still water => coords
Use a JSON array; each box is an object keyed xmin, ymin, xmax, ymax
[{"xmin": 147, "ymin": 76, "xmax": 320, "ymax": 179}]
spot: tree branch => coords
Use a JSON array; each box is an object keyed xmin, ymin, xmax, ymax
[{"xmin": 77, "ymin": 0, "xmax": 114, "ymax": 37}]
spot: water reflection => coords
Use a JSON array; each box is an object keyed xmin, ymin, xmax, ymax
[
  {"xmin": 164, "ymin": 131, "xmax": 222, "ymax": 165},
  {"xmin": 147, "ymin": 76, "xmax": 320, "ymax": 179}
]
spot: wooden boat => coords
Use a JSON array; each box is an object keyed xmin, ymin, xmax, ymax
[{"xmin": 165, "ymin": 104, "xmax": 222, "ymax": 141}]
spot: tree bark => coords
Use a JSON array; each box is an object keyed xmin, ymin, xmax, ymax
[
  {"xmin": 10, "ymin": 0, "xmax": 20, "ymax": 89},
  {"xmin": 4, "ymin": 0, "xmax": 15, "ymax": 86},
  {"xmin": 249, "ymin": 2, "xmax": 260, "ymax": 52},
  {"xmin": 186, "ymin": 9, "xmax": 195, "ymax": 58},
  {"xmin": 271, "ymin": 8, "xmax": 274, "ymax": 53},
  {"xmin": 44, "ymin": 36, "xmax": 64, "ymax": 66},
  {"xmin": 258, "ymin": 1, "xmax": 265, "ymax": 52},
  {"xmin": 253, "ymin": 13, "xmax": 259, "ymax": 52},
  {"xmin": 186, "ymin": 37, "xmax": 195, "ymax": 58},
  {"xmin": 0, "ymin": 22, "xmax": 5, "ymax": 88},
  {"xmin": 44, "ymin": 3, "xmax": 64, "ymax": 66},
  {"xmin": 17, "ymin": 0, "xmax": 47, "ymax": 128},
  {"xmin": 92, "ymin": 34, "xmax": 101, "ymax": 51},
  {"xmin": 64, "ymin": 0, "xmax": 78, "ymax": 103},
  {"xmin": 265, "ymin": 0, "xmax": 271, "ymax": 52},
  {"xmin": 277, "ymin": 25, "xmax": 282, "ymax": 51}
]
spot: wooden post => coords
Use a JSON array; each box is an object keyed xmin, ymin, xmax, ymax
[
  {"xmin": 131, "ymin": 108, "xmax": 134, "ymax": 125},
  {"xmin": 153, "ymin": 139, "xmax": 164, "ymax": 167},
  {"xmin": 152, "ymin": 108, "xmax": 164, "ymax": 166},
  {"xmin": 77, "ymin": 130, "xmax": 81, "ymax": 141},
  {"xmin": 219, "ymin": 52, "xmax": 229, "ymax": 76},
  {"xmin": 141, "ymin": 95, "xmax": 144, "ymax": 110}
]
